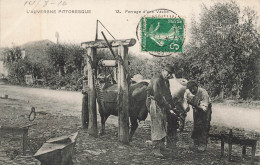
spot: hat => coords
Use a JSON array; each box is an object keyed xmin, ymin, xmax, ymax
[
  {"xmin": 131, "ymin": 74, "xmax": 144, "ymax": 83},
  {"xmin": 163, "ymin": 65, "xmax": 175, "ymax": 74},
  {"xmin": 187, "ymin": 80, "xmax": 198, "ymax": 89}
]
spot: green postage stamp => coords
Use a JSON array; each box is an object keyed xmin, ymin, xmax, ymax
[{"xmin": 141, "ymin": 17, "xmax": 184, "ymax": 53}]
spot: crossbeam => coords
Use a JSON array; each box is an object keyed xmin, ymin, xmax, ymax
[{"xmin": 81, "ymin": 39, "xmax": 136, "ymax": 48}]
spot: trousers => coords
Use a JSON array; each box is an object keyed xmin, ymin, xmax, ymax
[{"xmin": 191, "ymin": 104, "xmax": 212, "ymax": 145}]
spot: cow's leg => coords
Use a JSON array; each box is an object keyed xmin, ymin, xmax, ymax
[
  {"xmin": 129, "ymin": 117, "xmax": 138, "ymax": 142},
  {"xmin": 179, "ymin": 112, "xmax": 187, "ymax": 131},
  {"xmin": 100, "ymin": 115, "xmax": 109, "ymax": 136}
]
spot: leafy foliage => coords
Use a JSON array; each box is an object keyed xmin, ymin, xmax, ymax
[
  {"xmin": 47, "ymin": 44, "xmax": 67, "ymax": 76},
  {"xmin": 3, "ymin": 47, "xmax": 22, "ymax": 66},
  {"xmin": 2, "ymin": 47, "xmax": 25, "ymax": 84},
  {"xmin": 183, "ymin": 2, "xmax": 260, "ymax": 99}
]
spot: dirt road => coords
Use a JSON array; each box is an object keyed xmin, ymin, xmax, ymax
[
  {"xmin": 1, "ymin": 84, "xmax": 260, "ymax": 165},
  {"xmin": 1, "ymin": 84, "xmax": 260, "ymax": 132}
]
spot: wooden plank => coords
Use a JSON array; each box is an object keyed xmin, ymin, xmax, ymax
[
  {"xmin": 81, "ymin": 39, "xmax": 136, "ymax": 48},
  {"xmin": 0, "ymin": 126, "xmax": 29, "ymax": 154},
  {"xmin": 82, "ymin": 94, "xmax": 89, "ymax": 129},
  {"xmin": 87, "ymin": 48, "xmax": 98, "ymax": 137},
  {"xmin": 242, "ymin": 146, "xmax": 246, "ymax": 159},
  {"xmin": 82, "ymin": 65, "xmax": 89, "ymax": 129},
  {"xmin": 0, "ymin": 127, "xmax": 28, "ymax": 134},
  {"xmin": 251, "ymin": 142, "xmax": 256, "ymax": 163},
  {"xmin": 113, "ymin": 68, "xmax": 117, "ymax": 83},
  {"xmin": 22, "ymin": 129, "xmax": 28, "ymax": 153},
  {"xmin": 221, "ymin": 138, "xmax": 224, "ymax": 157},
  {"xmin": 21, "ymin": 123, "xmax": 37, "ymax": 128},
  {"xmin": 228, "ymin": 142, "xmax": 232, "ymax": 161},
  {"xmin": 118, "ymin": 45, "xmax": 129, "ymax": 144}
]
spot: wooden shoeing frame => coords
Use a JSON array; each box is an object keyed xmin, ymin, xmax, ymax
[{"xmin": 81, "ymin": 39, "xmax": 136, "ymax": 144}]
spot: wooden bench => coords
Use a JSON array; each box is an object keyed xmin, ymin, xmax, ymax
[
  {"xmin": 0, "ymin": 123, "xmax": 36, "ymax": 153},
  {"xmin": 209, "ymin": 129, "xmax": 257, "ymax": 164}
]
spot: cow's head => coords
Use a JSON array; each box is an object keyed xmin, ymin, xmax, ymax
[{"xmin": 169, "ymin": 78, "xmax": 189, "ymax": 113}]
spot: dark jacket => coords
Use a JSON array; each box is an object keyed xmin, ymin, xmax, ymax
[{"xmin": 147, "ymin": 74, "xmax": 174, "ymax": 109}]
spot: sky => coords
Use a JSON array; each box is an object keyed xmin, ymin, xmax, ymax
[{"xmin": 0, "ymin": 0, "xmax": 260, "ymax": 57}]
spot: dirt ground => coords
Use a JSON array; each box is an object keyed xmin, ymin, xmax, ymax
[{"xmin": 0, "ymin": 84, "xmax": 260, "ymax": 165}]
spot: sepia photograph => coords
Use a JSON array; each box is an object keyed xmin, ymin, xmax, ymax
[{"xmin": 0, "ymin": 0, "xmax": 260, "ymax": 164}]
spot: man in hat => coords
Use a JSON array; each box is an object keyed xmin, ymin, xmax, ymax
[
  {"xmin": 146, "ymin": 64, "xmax": 177, "ymax": 157},
  {"xmin": 184, "ymin": 81, "xmax": 212, "ymax": 152}
]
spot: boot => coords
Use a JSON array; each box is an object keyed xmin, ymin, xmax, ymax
[
  {"xmin": 152, "ymin": 148, "xmax": 164, "ymax": 157},
  {"xmin": 161, "ymin": 145, "xmax": 172, "ymax": 153},
  {"xmin": 165, "ymin": 140, "xmax": 179, "ymax": 158},
  {"xmin": 166, "ymin": 139, "xmax": 176, "ymax": 151},
  {"xmin": 189, "ymin": 140, "xmax": 199, "ymax": 151},
  {"xmin": 152, "ymin": 140, "xmax": 164, "ymax": 157},
  {"xmin": 198, "ymin": 143, "xmax": 207, "ymax": 152}
]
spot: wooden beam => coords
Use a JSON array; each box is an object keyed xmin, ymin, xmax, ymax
[
  {"xmin": 82, "ymin": 92, "xmax": 88, "ymax": 129},
  {"xmin": 82, "ymin": 62, "xmax": 89, "ymax": 129},
  {"xmin": 99, "ymin": 60, "xmax": 117, "ymax": 67},
  {"xmin": 118, "ymin": 45, "xmax": 129, "ymax": 144},
  {"xmin": 22, "ymin": 129, "xmax": 28, "ymax": 153},
  {"xmin": 81, "ymin": 39, "xmax": 136, "ymax": 48},
  {"xmin": 87, "ymin": 48, "xmax": 98, "ymax": 137},
  {"xmin": 113, "ymin": 68, "xmax": 117, "ymax": 83},
  {"xmin": 0, "ymin": 127, "xmax": 29, "ymax": 154},
  {"xmin": 221, "ymin": 138, "xmax": 224, "ymax": 157}
]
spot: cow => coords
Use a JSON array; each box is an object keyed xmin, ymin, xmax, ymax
[
  {"xmin": 96, "ymin": 75, "xmax": 149, "ymax": 142},
  {"xmin": 96, "ymin": 74, "xmax": 188, "ymax": 141},
  {"xmin": 132, "ymin": 76, "xmax": 189, "ymax": 131},
  {"xmin": 168, "ymin": 78, "xmax": 189, "ymax": 131}
]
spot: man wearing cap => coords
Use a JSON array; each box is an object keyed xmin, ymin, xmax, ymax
[
  {"xmin": 146, "ymin": 64, "xmax": 176, "ymax": 157},
  {"xmin": 184, "ymin": 81, "xmax": 212, "ymax": 152}
]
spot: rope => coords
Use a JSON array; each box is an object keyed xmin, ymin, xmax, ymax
[
  {"xmin": 96, "ymin": 20, "xmax": 116, "ymax": 40},
  {"xmin": 29, "ymin": 107, "xmax": 36, "ymax": 121}
]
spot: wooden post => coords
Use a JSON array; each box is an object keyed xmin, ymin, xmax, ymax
[
  {"xmin": 242, "ymin": 146, "xmax": 246, "ymax": 159},
  {"xmin": 118, "ymin": 45, "xmax": 129, "ymax": 144},
  {"xmin": 113, "ymin": 67, "xmax": 117, "ymax": 83},
  {"xmin": 82, "ymin": 91, "xmax": 88, "ymax": 129},
  {"xmin": 87, "ymin": 48, "xmax": 98, "ymax": 137},
  {"xmin": 82, "ymin": 61, "xmax": 89, "ymax": 129},
  {"xmin": 251, "ymin": 142, "xmax": 256, "ymax": 163},
  {"xmin": 221, "ymin": 138, "xmax": 224, "ymax": 157},
  {"xmin": 22, "ymin": 128, "xmax": 28, "ymax": 154},
  {"xmin": 228, "ymin": 142, "xmax": 232, "ymax": 161},
  {"xmin": 228, "ymin": 129, "xmax": 233, "ymax": 161}
]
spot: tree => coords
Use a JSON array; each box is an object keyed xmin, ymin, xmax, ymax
[
  {"xmin": 47, "ymin": 44, "xmax": 67, "ymax": 76},
  {"xmin": 186, "ymin": 2, "xmax": 260, "ymax": 99},
  {"xmin": 3, "ymin": 46, "xmax": 22, "ymax": 67},
  {"xmin": 2, "ymin": 47, "xmax": 25, "ymax": 84},
  {"xmin": 63, "ymin": 44, "xmax": 85, "ymax": 74}
]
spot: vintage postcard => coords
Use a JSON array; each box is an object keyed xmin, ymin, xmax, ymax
[{"xmin": 0, "ymin": 0, "xmax": 260, "ymax": 164}]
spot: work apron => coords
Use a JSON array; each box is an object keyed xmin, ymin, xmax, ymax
[{"xmin": 148, "ymin": 97, "xmax": 167, "ymax": 141}]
